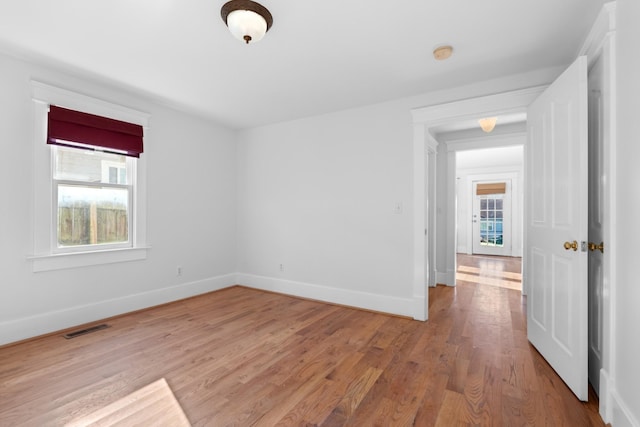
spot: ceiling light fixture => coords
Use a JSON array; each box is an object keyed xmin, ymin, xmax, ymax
[
  {"xmin": 221, "ymin": 0, "xmax": 273, "ymax": 44},
  {"xmin": 478, "ymin": 117, "xmax": 498, "ymax": 133},
  {"xmin": 433, "ymin": 45, "xmax": 453, "ymax": 61}
]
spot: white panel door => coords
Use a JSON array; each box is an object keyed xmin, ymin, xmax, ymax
[{"xmin": 526, "ymin": 56, "xmax": 588, "ymax": 401}]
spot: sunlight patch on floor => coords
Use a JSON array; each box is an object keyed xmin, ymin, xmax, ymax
[
  {"xmin": 456, "ymin": 272, "xmax": 522, "ymax": 291},
  {"xmin": 457, "ymin": 265, "xmax": 522, "ymax": 281}
]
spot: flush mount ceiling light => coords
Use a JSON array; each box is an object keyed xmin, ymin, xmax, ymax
[
  {"xmin": 478, "ymin": 117, "xmax": 498, "ymax": 133},
  {"xmin": 221, "ymin": 0, "xmax": 273, "ymax": 44},
  {"xmin": 433, "ymin": 45, "xmax": 453, "ymax": 61}
]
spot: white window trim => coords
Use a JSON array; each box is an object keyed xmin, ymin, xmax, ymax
[{"xmin": 29, "ymin": 81, "xmax": 151, "ymax": 272}]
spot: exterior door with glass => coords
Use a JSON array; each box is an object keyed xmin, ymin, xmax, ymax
[{"xmin": 472, "ymin": 180, "xmax": 511, "ymax": 256}]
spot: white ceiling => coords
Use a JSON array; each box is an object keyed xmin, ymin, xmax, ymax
[
  {"xmin": 457, "ymin": 145, "xmax": 523, "ymax": 170},
  {"xmin": 0, "ymin": 0, "xmax": 606, "ymax": 129},
  {"xmin": 431, "ymin": 112, "xmax": 528, "ymax": 138}
]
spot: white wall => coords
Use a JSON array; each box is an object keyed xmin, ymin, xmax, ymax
[
  {"xmin": 456, "ymin": 144, "xmax": 524, "ymax": 256},
  {"xmin": 236, "ymin": 70, "xmax": 561, "ymax": 317},
  {"xmin": 236, "ymin": 103, "xmax": 415, "ymax": 315},
  {"xmin": 613, "ymin": 0, "xmax": 640, "ymax": 424},
  {"xmin": 0, "ymin": 53, "xmax": 238, "ymax": 345}
]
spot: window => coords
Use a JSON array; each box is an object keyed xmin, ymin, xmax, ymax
[
  {"xmin": 30, "ymin": 81, "xmax": 150, "ymax": 272},
  {"xmin": 53, "ymin": 146, "xmax": 133, "ymax": 251},
  {"xmin": 102, "ymin": 161, "xmax": 127, "ymax": 184}
]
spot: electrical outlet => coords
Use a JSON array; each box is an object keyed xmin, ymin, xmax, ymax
[
  {"xmin": 177, "ymin": 266, "xmax": 182, "ymax": 276},
  {"xmin": 279, "ymin": 264, "xmax": 284, "ymax": 272}
]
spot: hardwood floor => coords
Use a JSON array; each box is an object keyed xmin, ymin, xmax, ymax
[
  {"xmin": 0, "ymin": 283, "xmax": 604, "ymax": 426},
  {"xmin": 457, "ymin": 253, "xmax": 522, "ymax": 291}
]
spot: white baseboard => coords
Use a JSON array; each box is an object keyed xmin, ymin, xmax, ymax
[
  {"xmin": 600, "ymin": 369, "xmax": 613, "ymax": 424},
  {"xmin": 413, "ymin": 295, "xmax": 428, "ymax": 321},
  {"xmin": 0, "ymin": 273, "xmax": 236, "ymax": 346},
  {"xmin": 446, "ymin": 268, "xmax": 456, "ymax": 286},
  {"xmin": 436, "ymin": 270, "xmax": 456, "ymax": 286},
  {"xmin": 600, "ymin": 369, "xmax": 640, "ymax": 427},
  {"xmin": 237, "ymin": 273, "xmax": 414, "ymax": 318}
]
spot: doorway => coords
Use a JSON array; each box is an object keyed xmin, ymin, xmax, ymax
[
  {"xmin": 454, "ymin": 143, "xmax": 523, "ymax": 294},
  {"xmin": 455, "ymin": 146, "xmax": 524, "ymax": 263},
  {"xmin": 412, "ymin": 83, "xmax": 592, "ymax": 400}
]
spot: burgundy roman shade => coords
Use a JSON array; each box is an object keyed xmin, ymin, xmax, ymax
[{"xmin": 47, "ymin": 105, "xmax": 144, "ymax": 157}]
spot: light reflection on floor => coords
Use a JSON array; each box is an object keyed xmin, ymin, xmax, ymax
[{"xmin": 456, "ymin": 255, "xmax": 522, "ymax": 291}]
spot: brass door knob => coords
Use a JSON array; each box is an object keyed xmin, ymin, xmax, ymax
[
  {"xmin": 588, "ymin": 242, "xmax": 604, "ymax": 253},
  {"xmin": 564, "ymin": 240, "xmax": 578, "ymax": 251}
]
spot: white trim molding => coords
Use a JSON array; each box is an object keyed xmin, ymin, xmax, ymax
[
  {"xmin": 29, "ymin": 81, "xmax": 151, "ymax": 272},
  {"xmin": 411, "ymin": 86, "xmax": 545, "ymax": 314},
  {"xmin": 577, "ymin": 2, "xmax": 617, "ymax": 423},
  {"xmin": 600, "ymin": 368, "xmax": 640, "ymax": 427},
  {"xmin": 0, "ymin": 273, "xmax": 236, "ymax": 346},
  {"xmin": 31, "ymin": 80, "xmax": 151, "ymax": 126},
  {"xmin": 435, "ymin": 270, "xmax": 454, "ymax": 286},
  {"xmin": 28, "ymin": 247, "xmax": 151, "ymax": 272},
  {"xmin": 237, "ymin": 273, "xmax": 414, "ymax": 318},
  {"xmin": 579, "ymin": 2, "xmax": 617, "ymax": 67},
  {"xmin": 411, "ymin": 86, "xmax": 545, "ymax": 125},
  {"xmin": 412, "ymin": 123, "xmax": 428, "ymax": 320}
]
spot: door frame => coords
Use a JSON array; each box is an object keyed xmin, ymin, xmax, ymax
[
  {"xmin": 579, "ymin": 3, "xmax": 616, "ymax": 421},
  {"xmin": 411, "ymin": 87, "xmax": 543, "ymax": 301}
]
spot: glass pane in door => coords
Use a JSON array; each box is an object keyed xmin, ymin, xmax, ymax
[{"xmin": 479, "ymin": 194, "xmax": 504, "ymax": 247}]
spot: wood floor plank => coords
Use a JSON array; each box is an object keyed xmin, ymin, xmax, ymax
[
  {"xmin": 412, "ymin": 373, "xmax": 450, "ymax": 426},
  {"xmin": 321, "ymin": 366, "xmax": 383, "ymax": 425},
  {"xmin": 274, "ymin": 351, "xmax": 365, "ymax": 427},
  {"xmin": 0, "ymin": 255, "xmax": 605, "ymax": 426}
]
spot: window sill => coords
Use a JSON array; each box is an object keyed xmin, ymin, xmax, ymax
[{"xmin": 28, "ymin": 246, "xmax": 150, "ymax": 272}]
